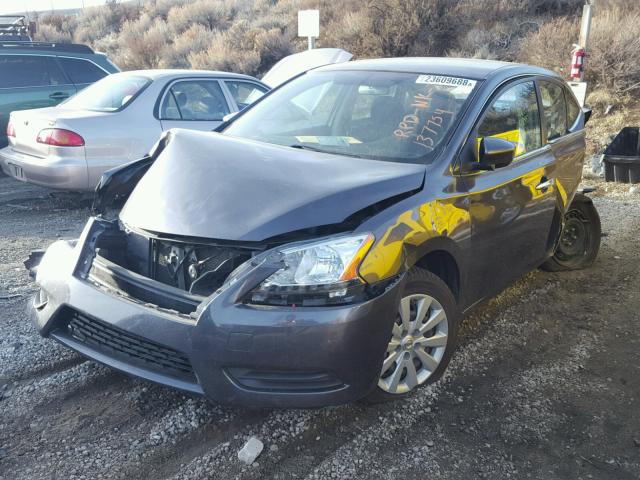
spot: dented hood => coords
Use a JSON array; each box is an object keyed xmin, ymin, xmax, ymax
[{"xmin": 119, "ymin": 129, "xmax": 425, "ymax": 242}]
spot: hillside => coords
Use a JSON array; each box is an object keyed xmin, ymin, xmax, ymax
[{"xmin": 33, "ymin": 0, "xmax": 640, "ymax": 151}]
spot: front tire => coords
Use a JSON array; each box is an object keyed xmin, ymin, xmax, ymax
[
  {"xmin": 541, "ymin": 197, "xmax": 601, "ymax": 272},
  {"xmin": 364, "ymin": 268, "xmax": 460, "ymax": 403}
]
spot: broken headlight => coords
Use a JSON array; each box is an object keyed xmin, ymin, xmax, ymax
[{"xmin": 246, "ymin": 233, "xmax": 374, "ymax": 307}]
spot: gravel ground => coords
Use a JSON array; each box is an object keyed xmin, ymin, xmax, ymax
[{"xmin": 1, "ymin": 174, "xmax": 639, "ymax": 480}]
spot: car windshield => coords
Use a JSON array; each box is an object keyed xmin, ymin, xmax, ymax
[
  {"xmin": 61, "ymin": 74, "xmax": 151, "ymax": 112},
  {"xmin": 224, "ymin": 70, "xmax": 479, "ymax": 163}
]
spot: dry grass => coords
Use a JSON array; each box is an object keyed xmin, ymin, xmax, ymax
[{"xmin": 29, "ymin": 0, "xmax": 640, "ymax": 115}]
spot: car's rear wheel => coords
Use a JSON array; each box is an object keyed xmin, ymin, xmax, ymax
[
  {"xmin": 541, "ymin": 198, "xmax": 601, "ymax": 272},
  {"xmin": 364, "ymin": 268, "xmax": 459, "ymax": 403}
]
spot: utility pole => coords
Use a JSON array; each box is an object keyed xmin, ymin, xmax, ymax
[
  {"xmin": 568, "ymin": 2, "xmax": 593, "ymax": 106},
  {"xmin": 579, "ymin": 3, "xmax": 593, "ymax": 50}
]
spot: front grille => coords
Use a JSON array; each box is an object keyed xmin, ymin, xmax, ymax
[
  {"xmin": 226, "ymin": 367, "xmax": 345, "ymax": 393},
  {"xmin": 56, "ymin": 308, "xmax": 196, "ymax": 382}
]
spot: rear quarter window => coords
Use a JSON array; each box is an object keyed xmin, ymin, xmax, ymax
[{"xmin": 57, "ymin": 57, "xmax": 108, "ymax": 85}]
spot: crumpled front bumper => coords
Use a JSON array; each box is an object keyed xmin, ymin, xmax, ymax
[{"xmin": 31, "ymin": 218, "xmax": 403, "ymax": 408}]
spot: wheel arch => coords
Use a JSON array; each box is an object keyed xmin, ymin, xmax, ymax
[
  {"xmin": 571, "ymin": 192, "xmax": 594, "ymax": 205},
  {"xmin": 410, "ymin": 238, "xmax": 463, "ymax": 304}
]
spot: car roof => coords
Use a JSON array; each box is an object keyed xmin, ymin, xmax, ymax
[
  {"xmin": 0, "ymin": 41, "xmax": 96, "ymax": 56},
  {"xmin": 121, "ymin": 69, "xmax": 261, "ymax": 82},
  {"xmin": 316, "ymin": 57, "xmax": 559, "ymax": 80}
]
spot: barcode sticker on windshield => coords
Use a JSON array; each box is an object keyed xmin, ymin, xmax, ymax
[{"xmin": 416, "ymin": 75, "xmax": 476, "ymax": 88}]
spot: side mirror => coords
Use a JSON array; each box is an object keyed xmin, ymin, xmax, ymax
[
  {"xmin": 222, "ymin": 112, "xmax": 238, "ymax": 123},
  {"xmin": 467, "ymin": 137, "xmax": 516, "ymax": 172},
  {"xmin": 582, "ymin": 107, "xmax": 592, "ymax": 124}
]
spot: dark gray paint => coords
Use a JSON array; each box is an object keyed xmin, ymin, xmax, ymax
[
  {"xmin": 31, "ymin": 59, "xmax": 588, "ymax": 407},
  {"xmin": 120, "ymin": 130, "xmax": 425, "ymax": 241}
]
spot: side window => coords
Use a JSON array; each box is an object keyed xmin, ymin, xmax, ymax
[
  {"xmin": 539, "ymin": 81, "xmax": 567, "ymax": 141},
  {"xmin": 0, "ymin": 55, "xmax": 65, "ymax": 88},
  {"xmin": 565, "ymin": 87, "xmax": 581, "ymax": 131},
  {"xmin": 477, "ymin": 81, "xmax": 541, "ymax": 157},
  {"xmin": 224, "ymin": 81, "xmax": 267, "ymax": 110},
  {"xmin": 57, "ymin": 57, "xmax": 107, "ymax": 85},
  {"xmin": 161, "ymin": 80, "xmax": 230, "ymax": 121},
  {"xmin": 45, "ymin": 57, "xmax": 68, "ymax": 86}
]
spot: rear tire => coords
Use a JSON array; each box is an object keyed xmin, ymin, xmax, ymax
[
  {"xmin": 541, "ymin": 198, "xmax": 601, "ymax": 272},
  {"xmin": 363, "ymin": 268, "xmax": 460, "ymax": 404}
]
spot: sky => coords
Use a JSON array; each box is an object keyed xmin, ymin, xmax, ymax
[{"xmin": 0, "ymin": 0, "xmax": 110, "ymax": 15}]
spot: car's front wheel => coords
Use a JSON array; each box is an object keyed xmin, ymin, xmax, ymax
[{"xmin": 364, "ymin": 268, "xmax": 460, "ymax": 403}]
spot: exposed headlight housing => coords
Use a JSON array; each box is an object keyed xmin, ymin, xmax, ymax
[{"xmin": 246, "ymin": 233, "xmax": 375, "ymax": 307}]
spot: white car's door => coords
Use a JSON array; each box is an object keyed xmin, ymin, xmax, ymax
[{"xmin": 159, "ymin": 78, "xmax": 231, "ymax": 131}]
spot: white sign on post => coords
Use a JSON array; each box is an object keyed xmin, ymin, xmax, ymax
[
  {"xmin": 298, "ymin": 9, "xmax": 319, "ymax": 49},
  {"xmin": 298, "ymin": 10, "xmax": 319, "ymax": 37}
]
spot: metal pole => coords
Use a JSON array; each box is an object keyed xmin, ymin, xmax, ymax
[{"xmin": 308, "ymin": 36, "xmax": 316, "ymax": 50}]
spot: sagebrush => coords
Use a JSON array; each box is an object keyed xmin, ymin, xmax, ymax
[{"xmin": 31, "ymin": 0, "xmax": 639, "ymax": 96}]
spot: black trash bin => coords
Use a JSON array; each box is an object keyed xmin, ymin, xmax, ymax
[{"xmin": 603, "ymin": 127, "xmax": 640, "ymax": 183}]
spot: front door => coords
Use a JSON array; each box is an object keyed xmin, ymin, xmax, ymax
[
  {"xmin": 159, "ymin": 79, "xmax": 230, "ymax": 132},
  {"xmin": 462, "ymin": 80, "xmax": 558, "ymax": 303}
]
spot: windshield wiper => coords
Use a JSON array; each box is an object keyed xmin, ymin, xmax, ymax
[
  {"xmin": 289, "ymin": 144, "xmax": 368, "ymax": 159},
  {"xmin": 289, "ymin": 144, "xmax": 326, "ymax": 152}
]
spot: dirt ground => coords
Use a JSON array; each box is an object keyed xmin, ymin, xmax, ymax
[{"xmin": 0, "ymin": 172, "xmax": 639, "ymax": 480}]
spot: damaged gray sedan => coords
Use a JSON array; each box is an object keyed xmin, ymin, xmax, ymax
[{"xmin": 28, "ymin": 57, "xmax": 598, "ymax": 407}]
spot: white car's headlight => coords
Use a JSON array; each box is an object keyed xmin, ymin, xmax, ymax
[{"xmin": 247, "ymin": 233, "xmax": 375, "ymax": 306}]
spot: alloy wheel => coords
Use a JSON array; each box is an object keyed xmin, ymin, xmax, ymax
[{"xmin": 378, "ymin": 293, "xmax": 448, "ymax": 394}]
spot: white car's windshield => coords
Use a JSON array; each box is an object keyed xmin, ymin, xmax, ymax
[
  {"xmin": 224, "ymin": 70, "xmax": 479, "ymax": 163},
  {"xmin": 62, "ymin": 74, "xmax": 151, "ymax": 112}
]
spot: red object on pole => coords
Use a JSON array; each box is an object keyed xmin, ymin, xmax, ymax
[{"xmin": 570, "ymin": 46, "xmax": 586, "ymax": 80}]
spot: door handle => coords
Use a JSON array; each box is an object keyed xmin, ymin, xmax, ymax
[
  {"xmin": 49, "ymin": 92, "xmax": 69, "ymax": 100},
  {"xmin": 535, "ymin": 178, "xmax": 555, "ymax": 191}
]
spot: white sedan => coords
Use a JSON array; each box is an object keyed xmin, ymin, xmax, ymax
[{"xmin": 0, "ymin": 70, "xmax": 269, "ymax": 190}]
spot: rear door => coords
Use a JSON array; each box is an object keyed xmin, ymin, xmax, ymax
[
  {"xmin": 0, "ymin": 54, "xmax": 76, "ymax": 147},
  {"xmin": 462, "ymin": 79, "xmax": 558, "ymax": 302},
  {"xmin": 158, "ymin": 79, "xmax": 231, "ymax": 131},
  {"xmin": 537, "ymin": 79, "xmax": 585, "ymax": 217},
  {"xmin": 55, "ymin": 56, "xmax": 110, "ymax": 92}
]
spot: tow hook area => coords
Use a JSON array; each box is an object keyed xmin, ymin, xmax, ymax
[{"xmin": 24, "ymin": 250, "xmax": 46, "ymax": 279}]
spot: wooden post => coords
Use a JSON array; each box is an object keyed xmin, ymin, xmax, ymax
[
  {"xmin": 576, "ymin": 3, "xmax": 593, "ymax": 81},
  {"xmin": 579, "ymin": 4, "xmax": 593, "ymax": 51}
]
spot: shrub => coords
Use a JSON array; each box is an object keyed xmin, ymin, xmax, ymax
[
  {"xmin": 517, "ymin": 16, "xmax": 578, "ymax": 76},
  {"xmin": 187, "ymin": 22, "xmax": 261, "ymax": 74},
  {"xmin": 115, "ymin": 14, "xmax": 171, "ymax": 69},
  {"xmin": 587, "ymin": 7, "xmax": 640, "ymax": 93},
  {"xmin": 163, "ymin": 24, "xmax": 217, "ymax": 68},
  {"xmin": 166, "ymin": 0, "xmax": 237, "ymax": 34},
  {"xmin": 34, "ymin": 23, "xmax": 74, "ymax": 43},
  {"xmin": 73, "ymin": 3, "xmax": 139, "ymax": 45}
]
